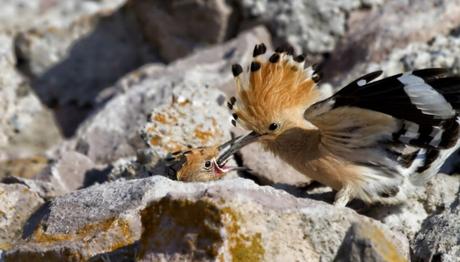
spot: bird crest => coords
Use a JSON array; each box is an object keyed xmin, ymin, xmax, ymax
[{"xmin": 228, "ymin": 44, "xmax": 322, "ymax": 134}]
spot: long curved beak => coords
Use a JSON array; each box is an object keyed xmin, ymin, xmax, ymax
[{"xmin": 216, "ymin": 131, "xmax": 261, "ymax": 165}]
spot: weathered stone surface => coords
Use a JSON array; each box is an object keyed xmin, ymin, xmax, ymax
[
  {"xmin": 4, "ymin": 176, "xmax": 409, "ymax": 261},
  {"xmin": 364, "ymin": 174, "xmax": 460, "ymax": 242},
  {"xmin": 0, "ymin": 156, "xmax": 49, "ymax": 180},
  {"xmin": 35, "ymin": 151, "xmax": 102, "ymax": 193},
  {"xmin": 334, "ymin": 222, "xmax": 406, "ymax": 262},
  {"xmin": 133, "ymin": 0, "xmax": 237, "ymax": 62},
  {"xmin": 0, "ymin": 33, "xmax": 61, "ymax": 161},
  {"xmin": 368, "ymin": 34, "xmax": 460, "ymax": 77},
  {"xmin": 0, "ymin": 0, "xmax": 126, "ymax": 31},
  {"xmin": 238, "ymin": 0, "xmax": 382, "ymax": 56},
  {"xmin": 15, "ymin": 4, "xmax": 157, "ymax": 108},
  {"xmin": 55, "ymin": 27, "xmax": 270, "ymax": 164},
  {"xmin": 324, "ymin": 0, "xmax": 460, "ymax": 83},
  {"xmin": 141, "ymin": 84, "xmax": 231, "ymax": 156},
  {"xmin": 412, "ymin": 193, "xmax": 460, "ymax": 261},
  {"xmin": 0, "ymin": 183, "xmax": 44, "ymax": 251},
  {"xmin": 107, "ymin": 80, "xmax": 238, "ymax": 182},
  {"xmin": 1, "ymin": 176, "xmax": 64, "ymax": 200},
  {"xmin": 13, "ymin": 2, "xmax": 159, "ymax": 136}
]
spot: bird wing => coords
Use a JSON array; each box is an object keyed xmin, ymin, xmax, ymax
[{"xmin": 305, "ymin": 69, "xmax": 460, "ymax": 182}]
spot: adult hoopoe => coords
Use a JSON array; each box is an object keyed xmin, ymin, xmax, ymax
[{"xmin": 217, "ymin": 43, "xmax": 460, "ymax": 206}]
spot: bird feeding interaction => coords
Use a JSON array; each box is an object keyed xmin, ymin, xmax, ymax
[
  {"xmin": 164, "ymin": 137, "xmax": 245, "ymax": 182},
  {"xmin": 217, "ymin": 43, "xmax": 460, "ymax": 207}
]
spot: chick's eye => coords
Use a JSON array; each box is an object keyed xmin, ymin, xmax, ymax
[
  {"xmin": 204, "ymin": 160, "xmax": 212, "ymax": 168},
  {"xmin": 268, "ymin": 123, "xmax": 279, "ymax": 131}
]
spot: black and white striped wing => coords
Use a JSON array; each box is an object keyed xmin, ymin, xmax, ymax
[{"xmin": 305, "ymin": 68, "xmax": 460, "ymax": 181}]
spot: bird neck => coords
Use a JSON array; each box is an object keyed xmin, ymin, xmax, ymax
[{"xmin": 263, "ymin": 126, "xmax": 321, "ymax": 164}]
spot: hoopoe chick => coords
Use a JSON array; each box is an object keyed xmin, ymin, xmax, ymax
[
  {"xmin": 218, "ymin": 43, "xmax": 460, "ymax": 206},
  {"xmin": 165, "ymin": 138, "xmax": 242, "ymax": 182}
]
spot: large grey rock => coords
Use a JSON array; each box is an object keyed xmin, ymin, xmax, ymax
[
  {"xmin": 15, "ymin": 4, "xmax": 157, "ymax": 108},
  {"xmin": 324, "ymin": 0, "xmax": 460, "ymax": 84},
  {"xmin": 34, "ymin": 151, "xmax": 103, "ymax": 193},
  {"xmin": 364, "ymin": 174, "xmax": 460, "ymax": 242},
  {"xmin": 0, "ymin": 0, "xmax": 126, "ymax": 31},
  {"xmin": 367, "ymin": 34, "xmax": 460, "ymax": 77},
  {"xmin": 0, "ymin": 183, "xmax": 44, "ymax": 251},
  {"xmin": 141, "ymin": 85, "xmax": 232, "ymax": 156},
  {"xmin": 0, "ymin": 156, "xmax": 49, "ymax": 180},
  {"xmin": 132, "ymin": 0, "xmax": 237, "ymax": 62},
  {"xmin": 0, "ymin": 33, "xmax": 61, "ymax": 161},
  {"xmin": 13, "ymin": 2, "xmax": 159, "ymax": 136},
  {"xmin": 412, "ymin": 193, "xmax": 460, "ymax": 262},
  {"xmin": 4, "ymin": 176, "xmax": 408, "ymax": 261},
  {"xmin": 334, "ymin": 222, "xmax": 406, "ymax": 262},
  {"xmin": 238, "ymin": 0, "xmax": 382, "ymax": 57},
  {"xmin": 1, "ymin": 176, "xmax": 64, "ymax": 200},
  {"xmin": 54, "ymin": 27, "xmax": 271, "ymax": 164}
]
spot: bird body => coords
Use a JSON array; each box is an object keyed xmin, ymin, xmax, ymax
[{"xmin": 219, "ymin": 43, "xmax": 460, "ymax": 206}]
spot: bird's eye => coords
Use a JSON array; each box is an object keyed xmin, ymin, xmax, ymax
[
  {"xmin": 204, "ymin": 160, "xmax": 212, "ymax": 168},
  {"xmin": 268, "ymin": 123, "xmax": 279, "ymax": 131}
]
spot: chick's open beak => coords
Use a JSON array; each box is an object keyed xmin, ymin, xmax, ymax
[{"xmin": 216, "ymin": 131, "xmax": 262, "ymax": 165}]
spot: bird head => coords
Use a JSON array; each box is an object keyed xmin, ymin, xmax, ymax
[
  {"xmin": 165, "ymin": 137, "xmax": 244, "ymax": 182},
  {"xmin": 218, "ymin": 44, "xmax": 321, "ymax": 161}
]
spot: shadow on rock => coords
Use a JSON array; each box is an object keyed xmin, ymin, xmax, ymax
[
  {"xmin": 22, "ymin": 201, "xmax": 51, "ymax": 239},
  {"xmin": 81, "ymin": 166, "xmax": 113, "ymax": 189},
  {"xmin": 15, "ymin": 3, "xmax": 160, "ymax": 137},
  {"xmin": 88, "ymin": 242, "xmax": 139, "ymax": 262}
]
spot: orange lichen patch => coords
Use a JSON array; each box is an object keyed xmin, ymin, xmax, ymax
[
  {"xmin": 30, "ymin": 217, "xmax": 135, "ymax": 257},
  {"xmin": 139, "ymin": 198, "xmax": 264, "ymax": 261},
  {"xmin": 0, "ymin": 242, "xmax": 11, "ymax": 250},
  {"xmin": 0, "ymin": 155, "xmax": 49, "ymax": 179},
  {"xmin": 194, "ymin": 127, "xmax": 214, "ymax": 143},
  {"xmin": 149, "ymin": 135, "xmax": 162, "ymax": 146},
  {"xmin": 108, "ymin": 219, "xmax": 135, "ymax": 251},
  {"xmin": 221, "ymin": 207, "xmax": 264, "ymax": 262},
  {"xmin": 152, "ymin": 113, "xmax": 168, "ymax": 124},
  {"xmin": 363, "ymin": 223, "xmax": 406, "ymax": 262},
  {"xmin": 139, "ymin": 198, "xmax": 224, "ymax": 260}
]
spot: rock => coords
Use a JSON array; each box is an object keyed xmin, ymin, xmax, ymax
[
  {"xmin": 324, "ymin": 0, "xmax": 460, "ymax": 84},
  {"xmin": 141, "ymin": 85, "xmax": 232, "ymax": 156},
  {"xmin": 412, "ymin": 193, "xmax": 460, "ymax": 261},
  {"xmin": 4, "ymin": 176, "xmax": 408, "ymax": 261},
  {"xmin": 334, "ymin": 222, "xmax": 406, "ymax": 262},
  {"xmin": 14, "ymin": 3, "xmax": 159, "ymax": 136},
  {"xmin": 0, "ymin": 156, "xmax": 49, "ymax": 180},
  {"xmin": 132, "ymin": 0, "xmax": 237, "ymax": 62},
  {"xmin": 238, "ymin": 0, "xmax": 382, "ymax": 57},
  {"xmin": 0, "ymin": 33, "xmax": 62, "ymax": 161},
  {"xmin": 1, "ymin": 176, "xmax": 64, "ymax": 200},
  {"xmin": 107, "ymin": 78, "xmax": 238, "ymax": 182},
  {"xmin": 0, "ymin": 0, "xmax": 126, "ymax": 31},
  {"xmin": 15, "ymin": 4, "xmax": 157, "ymax": 107},
  {"xmin": 364, "ymin": 174, "xmax": 460, "ymax": 242},
  {"xmin": 369, "ymin": 34, "xmax": 460, "ymax": 76},
  {"xmin": 55, "ymin": 27, "xmax": 271, "ymax": 165},
  {"xmin": 34, "ymin": 151, "xmax": 106, "ymax": 193},
  {"xmin": 0, "ymin": 183, "xmax": 45, "ymax": 251}
]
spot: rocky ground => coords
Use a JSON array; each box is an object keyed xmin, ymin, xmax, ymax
[{"xmin": 1, "ymin": 0, "xmax": 460, "ymax": 261}]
